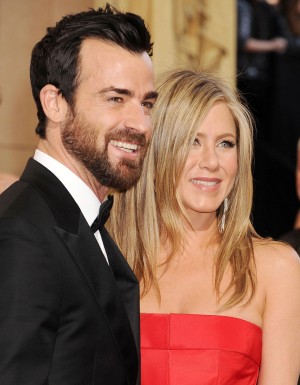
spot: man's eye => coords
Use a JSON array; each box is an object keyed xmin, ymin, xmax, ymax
[
  {"xmin": 142, "ymin": 101, "xmax": 154, "ymax": 110},
  {"xmin": 109, "ymin": 97, "xmax": 123, "ymax": 103}
]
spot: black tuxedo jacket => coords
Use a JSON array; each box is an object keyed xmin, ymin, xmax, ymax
[{"xmin": 0, "ymin": 159, "xmax": 140, "ymax": 385}]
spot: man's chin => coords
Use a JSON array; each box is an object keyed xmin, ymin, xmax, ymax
[
  {"xmin": 95, "ymin": 165, "xmax": 141, "ymax": 192},
  {"xmin": 113, "ymin": 169, "xmax": 142, "ymax": 191}
]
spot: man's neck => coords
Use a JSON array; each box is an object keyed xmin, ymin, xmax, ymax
[{"xmin": 37, "ymin": 141, "xmax": 109, "ymax": 201}]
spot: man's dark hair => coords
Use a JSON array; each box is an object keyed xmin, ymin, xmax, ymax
[{"xmin": 30, "ymin": 3, "xmax": 153, "ymax": 138}]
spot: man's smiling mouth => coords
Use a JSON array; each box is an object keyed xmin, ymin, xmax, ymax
[{"xmin": 110, "ymin": 140, "xmax": 138, "ymax": 153}]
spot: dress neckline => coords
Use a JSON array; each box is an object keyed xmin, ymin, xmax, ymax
[{"xmin": 140, "ymin": 312, "xmax": 262, "ymax": 331}]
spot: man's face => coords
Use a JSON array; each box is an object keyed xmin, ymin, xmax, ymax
[{"xmin": 61, "ymin": 39, "xmax": 157, "ymax": 191}]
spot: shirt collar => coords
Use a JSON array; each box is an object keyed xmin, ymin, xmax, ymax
[{"xmin": 34, "ymin": 149, "xmax": 100, "ymax": 226}]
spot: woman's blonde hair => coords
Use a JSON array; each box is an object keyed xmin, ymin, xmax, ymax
[{"xmin": 108, "ymin": 69, "xmax": 259, "ymax": 310}]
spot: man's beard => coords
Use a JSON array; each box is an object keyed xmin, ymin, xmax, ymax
[{"xmin": 61, "ymin": 109, "xmax": 148, "ymax": 192}]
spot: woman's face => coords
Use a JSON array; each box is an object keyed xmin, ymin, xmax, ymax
[{"xmin": 177, "ymin": 102, "xmax": 238, "ymax": 220}]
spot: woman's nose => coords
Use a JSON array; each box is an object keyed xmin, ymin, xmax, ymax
[{"xmin": 198, "ymin": 146, "xmax": 219, "ymax": 170}]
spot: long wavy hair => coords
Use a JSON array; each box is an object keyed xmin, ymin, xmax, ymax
[{"xmin": 108, "ymin": 69, "xmax": 260, "ymax": 310}]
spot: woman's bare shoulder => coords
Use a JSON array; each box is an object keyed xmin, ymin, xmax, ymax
[{"xmin": 253, "ymin": 237, "xmax": 300, "ymax": 286}]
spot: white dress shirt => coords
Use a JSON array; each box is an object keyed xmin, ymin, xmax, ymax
[{"xmin": 34, "ymin": 149, "xmax": 109, "ymax": 263}]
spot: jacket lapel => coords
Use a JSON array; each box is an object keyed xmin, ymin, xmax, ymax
[
  {"xmin": 101, "ymin": 228, "xmax": 140, "ymax": 353},
  {"xmin": 54, "ymin": 220, "xmax": 138, "ymax": 385},
  {"xmin": 101, "ymin": 228, "xmax": 141, "ymax": 385}
]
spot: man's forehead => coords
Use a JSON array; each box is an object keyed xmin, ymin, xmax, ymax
[
  {"xmin": 79, "ymin": 38, "xmax": 150, "ymax": 65},
  {"xmin": 77, "ymin": 40, "xmax": 154, "ymax": 90},
  {"xmin": 79, "ymin": 39, "xmax": 152, "ymax": 74},
  {"xmin": 80, "ymin": 38, "xmax": 117, "ymax": 54}
]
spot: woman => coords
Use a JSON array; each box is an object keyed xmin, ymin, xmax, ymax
[{"xmin": 108, "ymin": 69, "xmax": 300, "ymax": 384}]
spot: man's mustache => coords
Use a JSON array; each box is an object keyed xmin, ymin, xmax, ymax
[{"xmin": 106, "ymin": 128, "xmax": 147, "ymax": 147}]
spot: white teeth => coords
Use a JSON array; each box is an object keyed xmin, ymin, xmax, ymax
[
  {"xmin": 191, "ymin": 179, "xmax": 218, "ymax": 186},
  {"xmin": 110, "ymin": 140, "xmax": 138, "ymax": 152}
]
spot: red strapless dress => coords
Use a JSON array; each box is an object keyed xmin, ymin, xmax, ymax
[{"xmin": 141, "ymin": 313, "xmax": 262, "ymax": 385}]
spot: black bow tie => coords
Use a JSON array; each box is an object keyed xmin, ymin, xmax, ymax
[{"xmin": 91, "ymin": 195, "xmax": 114, "ymax": 233}]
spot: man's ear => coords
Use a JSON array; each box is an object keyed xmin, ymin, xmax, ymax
[{"xmin": 39, "ymin": 84, "xmax": 68, "ymax": 123}]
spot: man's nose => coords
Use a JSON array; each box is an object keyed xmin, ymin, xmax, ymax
[{"xmin": 124, "ymin": 102, "xmax": 152, "ymax": 134}]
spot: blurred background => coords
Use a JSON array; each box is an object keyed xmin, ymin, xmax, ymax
[{"xmin": 1, "ymin": 0, "xmax": 300, "ymax": 241}]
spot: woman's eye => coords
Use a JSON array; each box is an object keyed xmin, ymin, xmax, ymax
[
  {"xmin": 193, "ymin": 138, "xmax": 200, "ymax": 146},
  {"xmin": 218, "ymin": 140, "xmax": 236, "ymax": 148}
]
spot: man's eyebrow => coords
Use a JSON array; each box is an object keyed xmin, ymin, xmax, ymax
[
  {"xmin": 99, "ymin": 87, "xmax": 133, "ymax": 96},
  {"xmin": 99, "ymin": 87, "xmax": 158, "ymax": 101},
  {"xmin": 144, "ymin": 91, "xmax": 158, "ymax": 100}
]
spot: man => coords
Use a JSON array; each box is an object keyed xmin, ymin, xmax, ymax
[{"xmin": 0, "ymin": 4, "xmax": 157, "ymax": 384}]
